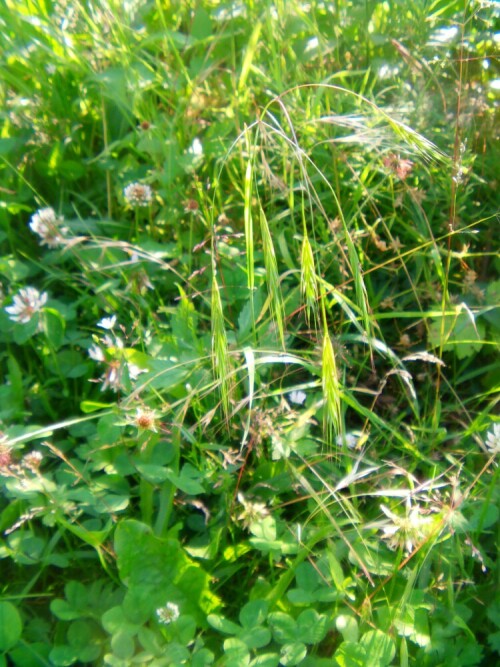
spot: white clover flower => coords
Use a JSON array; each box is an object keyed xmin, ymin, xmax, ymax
[
  {"xmin": 187, "ymin": 137, "xmax": 203, "ymax": 156},
  {"xmin": 123, "ymin": 182, "xmax": 153, "ymax": 207},
  {"xmin": 379, "ymin": 503, "xmax": 433, "ymax": 555},
  {"xmin": 237, "ymin": 493, "xmax": 270, "ymax": 529},
  {"xmin": 288, "ymin": 390, "xmax": 306, "ymax": 405},
  {"xmin": 29, "ymin": 207, "xmax": 68, "ymax": 247},
  {"xmin": 127, "ymin": 362, "xmax": 146, "ymax": 381},
  {"xmin": 485, "ymin": 423, "xmax": 500, "ymax": 456},
  {"xmin": 88, "ymin": 344, "xmax": 105, "ymax": 362},
  {"xmin": 97, "ymin": 315, "xmax": 117, "ymax": 330},
  {"xmin": 5, "ymin": 287, "xmax": 48, "ymax": 324},
  {"xmin": 335, "ymin": 433, "xmax": 359, "ymax": 449},
  {"xmin": 156, "ymin": 602, "xmax": 180, "ymax": 625}
]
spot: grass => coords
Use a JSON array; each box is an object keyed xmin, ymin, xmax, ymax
[{"xmin": 0, "ymin": 1, "xmax": 498, "ymax": 666}]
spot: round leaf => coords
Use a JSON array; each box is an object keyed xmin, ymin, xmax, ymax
[
  {"xmin": 279, "ymin": 642, "xmax": 307, "ymax": 666},
  {"xmin": 0, "ymin": 601, "xmax": 23, "ymax": 651},
  {"xmin": 360, "ymin": 630, "xmax": 395, "ymax": 666},
  {"xmin": 111, "ymin": 630, "xmax": 135, "ymax": 660}
]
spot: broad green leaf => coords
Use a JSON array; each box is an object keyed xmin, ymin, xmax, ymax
[
  {"xmin": 165, "ymin": 464, "xmax": 205, "ymax": 495},
  {"xmin": 336, "ymin": 615, "xmax": 359, "ymax": 644},
  {"xmin": 223, "ymin": 637, "xmax": 250, "ymax": 665},
  {"xmin": 428, "ymin": 309, "xmax": 485, "ymax": 359},
  {"xmin": 176, "ymin": 615, "xmax": 197, "ymax": 644},
  {"xmin": 111, "ymin": 630, "xmax": 135, "ymax": 660},
  {"xmin": 250, "ymin": 516, "xmax": 277, "ymax": 542},
  {"xmin": 207, "ymin": 614, "xmax": 241, "ymax": 635},
  {"xmin": 240, "ymin": 599, "xmax": 269, "ymax": 629},
  {"xmin": 333, "ymin": 641, "xmax": 366, "ymax": 666},
  {"xmin": 48, "ymin": 645, "xmax": 79, "ymax": 667},
  {"xmin": 192, "ymin": 648, "xmax": 216, "ymax": 666},
  {"xmin": 133, "ymin": 462, "xmax": 170, "ymax": 484},
  {"xmin": 13, "ymin": 316, "xmax": 39, "ymax": 344},
  {"xmin": 0, "ymin": 601, "xmax": 23, "ymax": 651},
  {"xmin": 249, "ymin": 654, "xmax": 280, "ymax": 667},
  {"xmin": 114, "ymin": 520, "xmax": 180, "ymax": 589},
  {"xmin": 239, "ymin": 626, "xmax": 272, "ymax": 650},
  {"xmin": 50, "ymin": 599, "xmax": 81, "ymax": 621},
  {"xmin": 164, "ymin": 643, "xmax": 191, "ymax": 663},
  {"xmin": 279, "ymin": 642, "xmax": 307, "ymax": 666},
  {"xmin": 43, "ymin": 308, "xmax": 66, "ymax": 349},
  {"xmin": 268, "ymin": 612, "xmax": 297, "ymax": 643},
  {"xmin": 191, "ymin": 5, "xmax": 212, "ymax": 40},
  {"xmin": 297, "ymin": 609, "xmax": 329, "ymax": 644},
  {"xmin": 8, "ymin": 642, "xmax": 51, "ymax": 667},
  {"xmin": 359, "ymin": 630, "xmax": 395, "ymax": 666},
  {"xmin": 102, "ymin": 606, "xmax": 139, "ymax": 636}
]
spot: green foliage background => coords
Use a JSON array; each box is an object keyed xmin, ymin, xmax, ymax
[{"xmin": 0, "ymin": 1, "xmax": 498, "ymax": 666}]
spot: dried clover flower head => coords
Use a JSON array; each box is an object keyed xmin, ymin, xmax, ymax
[
  {"xmin": 123, "ymin": 182, "xmax": 153, "ymax": 207},
  {"xmin": 0, "ymin": 445, "xmax": 13, "ymax": 470},
  {"xmin": 382, "ymin": 153, "xmax": 414, "ymax": 180},
  {"xmin": 5, "ymin": 287, "xmax": 48, "ymax": 324},
  {"xmin": 156, "ymin": 602, "xmax": 180, "ymax": 625},
  {"xmin": 184, "ymin": 198, "xmax": 199, "ymax": 213},
  {"xmin": 133, "ymin": 408, "xmax": 158, "ymax": 432},
  {"xmin": 29, "ymin": 207, "xmax": 68, "ymax": 247}
]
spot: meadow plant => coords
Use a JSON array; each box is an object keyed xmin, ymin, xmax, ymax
[{"xmin": 0, "ymin": 1, "xmax": 498, "ymax": 665}]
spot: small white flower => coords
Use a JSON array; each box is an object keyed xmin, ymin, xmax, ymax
[
  {"xmin": 101, "ymin": 362, "xmax": 122, "ymax": 392},
  {"xmin": 123, "ymin": 182, "xmax": 153, "ymax": 207},
  {"xmin": 188, "ymin": 137, "xmax": 203, "ymax": 156},
  {"xmin": 127, "ymin": 362, "xmax": 146, "ymax": 381},
  {"xmin": 237, "ymin": 493, "xmax": 270, "ymax": 529},
  {"xmin": 5, "ymin": 287, "xmax": 48, "ymax": 324},
  {"xmin": 335, "ymin": 433, "xmax": 359, "ymax": 449},
  {"xmin": 288, "ymin": 390, "xmax": 306, "ymax": 405},
  {"xmin": 485, "ymin": 423, "xmax": 500, "ymax": 456},
  {"xmin": 102, "ymin": 334, "xmax": 122, "ymax": 349},
  {"xmin": 97, "ymin": 315, "xmax": 117, "ymax": 330},
  {"xmin": 156, "ymin": 602, "xmax": 180, "ymax": 625},
  {"xmin": 88, "ymin": 344, "xmax": 105, "ymax": 362},
  {"xmin": 29, "ymin": 207, "xmax": 68, "ymax": 247}
]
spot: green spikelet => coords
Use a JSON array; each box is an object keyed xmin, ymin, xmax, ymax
[
  {"xmin": 322, "ymin": 330, "xmax": 342, "ymax": 439},
  {"xmin": 300, "ymin": 232, "xmax": 319, "ymax": 324},
  {"xmin": 211, "ymin": 272, "xmax": 231, "ymax": 418}
]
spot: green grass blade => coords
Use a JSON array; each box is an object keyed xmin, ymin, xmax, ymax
[{"xmin": 259, "ymin": 206, "xmax": 285, "ymax": 348}]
